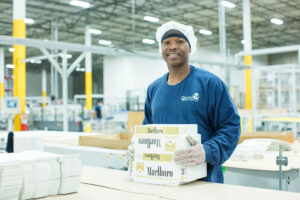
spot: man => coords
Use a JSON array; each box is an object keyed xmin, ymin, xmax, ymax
[
  {"xmin": 126, "ymin": 21, "xmax": 240, "ymax": 183},
  {"xmin": 94, "ymin": 100, "xmax": 102, "ymax": 120}
]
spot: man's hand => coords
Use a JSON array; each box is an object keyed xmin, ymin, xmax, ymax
[
  {"xmin": 124, "ymin": 144, "xmax": 135, "ymax": 169},
  {"xmin": 174, "ymin": 135, "xmax": 206, "ymax": 167}
]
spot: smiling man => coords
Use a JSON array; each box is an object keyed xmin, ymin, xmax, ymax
[{"xmin": 126, "ymin": 21, "xmax": 241, "ymax": 183}]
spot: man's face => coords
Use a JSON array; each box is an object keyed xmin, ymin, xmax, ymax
[{"xmin": 161, "ymin": 37, "xmax": 191, "ymax": 68}]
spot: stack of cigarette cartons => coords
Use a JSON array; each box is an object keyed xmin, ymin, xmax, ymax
[{"xmin": 132, "ymin": 124, "xmax": 207, "ymax": 186}]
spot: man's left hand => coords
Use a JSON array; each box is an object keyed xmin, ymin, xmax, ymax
[{"xmin": 174, "ymin": 135, "xmax": 206, "ymax": 167}]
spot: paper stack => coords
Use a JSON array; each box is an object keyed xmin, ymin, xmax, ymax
[
  {"xmin": 14, "ymin": 134, "xmax": 43, "ymax": 153},
  {"xmin": 58, "ymin": 154, "xmax": 81, "ymax": 194},
  {"xmin": 18, "ymin": 151, "xmax": 61, "ymax": 199},
  {"xmin": 0, "ymin": 155, "xmax": 23, "ymax": 200},
  {"xmin": 132, "ymin": 124, "xmax": 207, "ymax": 186},
  {"xmin": 0, "ymin": 151, "xmax": 81, "ymax": 200}
]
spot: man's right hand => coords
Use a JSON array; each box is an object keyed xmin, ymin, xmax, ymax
[{"xmin": 125, "ymin": 144, "xmax": 135, "ymax": 171}]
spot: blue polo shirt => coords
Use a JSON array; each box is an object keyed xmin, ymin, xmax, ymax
[{"xmin": 143, "ymin": 65, "xmax": 241, "ymax": 183}]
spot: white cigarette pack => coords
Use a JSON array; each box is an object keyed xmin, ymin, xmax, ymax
[
  {"xmin": 132, "ymin": 134, "xmax": 201, "ymax": 153},
  {"xmin": 132, "ymin": 161, "xmax": 207, "ymax": 186},
  {"xmin": 135, "ymin": 124, "xmax": 197, "ymax": 135}
]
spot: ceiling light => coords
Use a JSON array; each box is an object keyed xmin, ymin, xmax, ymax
[
  {"xmin": 98, "ymin": 40, "xmax": 112, "ymax": 45},
  {"xmin": 24, "ymin": 18, "xmax": 35, "ymax": 25},
  {"xmin": 241, "ymin": 40, "xmax": 246, "ymax": 44},
  {"xmin": 89, "ymin": 28, "xmax": 102, "ymax": 35},
  {"xmin": 221, "ymin": 1, "xmax": 236, "ymax": 8},
  {"xmin": 270, "ymin": 18, "xmax": 283, "ymax": 25},
  {"xmin": 69, "ymin": 0, "xmax": 92, "ymax": 9},
  {"xmin": 9, "ymin": 48, "xmax": 15, "ymax": 52},
  {"xmin": 142, "ymin": 39, "xmax": 155, "ymax": 45},
  {"xmin": 60, "ymin": 54, "xmax": 72, "ymax": 59},
  {"xmin": 144, "ymin": 16, "xmax": 159, "ymax": 23},
  {"xmin": 6, "ymin": 64, "xmax": 15, "ymax": 69},
  {"xmin": 30, "ymin": 59, "xmax": 42, "ymax": 64},
  {"xmin": 76, "ymin": 67, "xmax": 85, "ymax": 72},
  {"xmin": 199, "ymin": 29, "xmax": 212, "ymax": 35}
]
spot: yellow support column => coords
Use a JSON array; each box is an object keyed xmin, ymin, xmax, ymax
[
  {"xmin": 85, "ymin": 26, "xmax": 92, "ymax": 111},
  {"xmin": 0, "ymin": 83, "xmax": 3, "ymax": 97},
  {"xmin": 42, "ymin": 69, "xmax": 47, "ymax": 107},
  {"xmin": 244, "ymin": 55, "xmax": 252, "ymax": 110},
  {"xmin": 13, "ymin": 0, "xmax": 26, "ymax": 131},
  {"xmin": 242, "ymin": 0, "xmax": 254, "ymax": 132},
  {"xmin": 0, "ymin": 48, "xmax": 4, "ymax": 99},
  {"xmin": 85, "ymin": 26, "xmax": 92, "ymax": 133},
  {"xmin": 244, "ymin": 55, "xmax": 253, "ymax": 132},
  {"xmin": 0, "ymin": 83, "xmax": 3, "ymax": 98},
  {"xmin": 85, "ymin": 71, "xmax": 92, "ymax": 133},
  {"xmin": 42, "ymin": 91, "xmax": 46, "ymax": 107},
  {"xmin": 85, "ymin": 72, "xmax": 92, "ymax": 110}
]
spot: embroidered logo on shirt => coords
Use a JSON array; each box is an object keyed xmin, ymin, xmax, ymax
[{"xmin": 181, "ymin": 93, "xmax": 199, "ymax": 102}]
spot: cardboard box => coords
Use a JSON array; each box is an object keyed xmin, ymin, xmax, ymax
[
  {"xmin": 79, "ymin": 111, "xmax": 143, "ymax": 150},
  {"xmin": 239, "ymin": 131, "xmax": 294, "ymax": 144},
  {"xmin": 127, "ymin": 112, "xmax": 144, "ymax": 134},
  {"xmin": 78, "ymin": 133, "xmax": 132, "ymax": 150}
]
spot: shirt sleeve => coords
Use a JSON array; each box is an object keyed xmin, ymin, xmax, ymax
[
  {"xmin": 203, "ymin": 78, "xmax": 241, "ymax": 166},
  {"xmin": 143, "ymin": 86, "xmax": 153, "ymax": 125}
]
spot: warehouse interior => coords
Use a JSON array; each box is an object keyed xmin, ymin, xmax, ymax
[{"xmin": 0, "ymin": 0, "xmax": 300, "ymax": 199}]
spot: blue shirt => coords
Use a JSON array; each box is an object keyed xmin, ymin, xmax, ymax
[
  {"xmin": 143, "ymin": 65, "xmax": 241, "ymax": 183},
  {"xmin": 95, "ymin": 105, "xmax": 102, "ymax": 119}
]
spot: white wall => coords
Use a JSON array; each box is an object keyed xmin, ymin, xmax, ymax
[
  {"xmin": 103, "ymin": 48, "xmax": 269, "ymax": 99},
  {"xmin": 103, "ymin": 55, "xmax": 167, "ymax": 99}
]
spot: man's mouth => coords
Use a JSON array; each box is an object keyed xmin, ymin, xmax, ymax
[{"xmin": 166, "ymin": 53, "xmax": 180, "ymax": 59}]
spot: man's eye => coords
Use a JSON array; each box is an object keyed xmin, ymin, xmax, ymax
[{"xmin": 177, "ymin": 40, "xmax": 184, "ymax": 44}]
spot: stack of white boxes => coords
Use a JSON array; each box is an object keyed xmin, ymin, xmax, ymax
[
  {"xmin": 0, "ymin": 157, "xmax": 23, "ymax": 200},
  {"xmin": 132, "ymin": 124, "xmax": 207, "ymax": 186},
  {"xmin": 18, "ymin": 151, "xmax": 61, "ymax": 199},
  {"xmin": 59, "ymin": 154, "xmax": 81, "ymax": 194},
  {"xmin": 0, "ymin": 151, "xmax": 81, "ymax": 200}
]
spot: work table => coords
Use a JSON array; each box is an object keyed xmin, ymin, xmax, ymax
[{"xmin": 40, "ymin": 166, "xmax": 300, "ymax": 200}]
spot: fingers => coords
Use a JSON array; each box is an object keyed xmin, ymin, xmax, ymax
[
  {"xmin": 186, "ymin": 135, "xmax": 199, "ymax": 146},
  {"xmin": 125, "ymin": 145, "xmax": 134, "ymax": 169},
  {"xmin": 128, "ymin": 145, "xmax": 135, "ymax": 153},
  {"xmin": 125, "ymin": 145, "xmax": 135, "ymax": 168},
  {"xmin": 126, "ymin": 150, "xmax": 134, "ymax": 160},
  {"xmin": 174, "ymin": 147, "xmax": 193, "ymax": 157},
  {"xmin": 173, "ymin": 148, "xmax": 193, "ymax": 165},
  {"xmin": 124, "ymin": 159, "xmax": 130, "ymax": 168},
  {"xmin": 173, "ymin": 144, "xmax": 205, "ymax": 167},
  {"xmin": 175, "ymin": 157, "xmax": 197, "ymax": 167}
]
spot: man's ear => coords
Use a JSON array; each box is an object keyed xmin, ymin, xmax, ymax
[{"xmin": 189, "ymin": 46, "xmax": 191, "ymax": 53}]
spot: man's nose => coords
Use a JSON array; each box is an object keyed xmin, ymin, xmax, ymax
[{"xmin": 169, "ymin": 42, "xmax": 178, "ymax": 50}]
